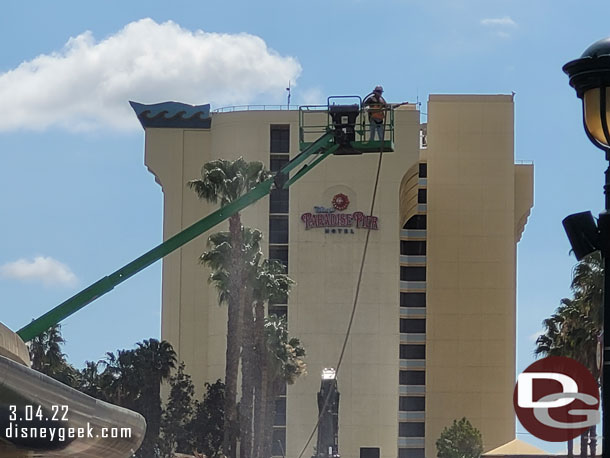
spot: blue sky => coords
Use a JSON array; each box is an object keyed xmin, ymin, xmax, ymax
[{"xmin": 1, "ymin": 0, "xmax": 609, "ymax": 451}]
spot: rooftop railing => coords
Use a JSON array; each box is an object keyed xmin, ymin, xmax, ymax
[{"xmin": 213, "ymin": 104, "xmax": 299, "ymax": 113}]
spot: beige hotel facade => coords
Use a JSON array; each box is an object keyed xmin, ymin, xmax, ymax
[{"xmin": 134, "ymin": 94, "xmax": 534, "ymax": 458}]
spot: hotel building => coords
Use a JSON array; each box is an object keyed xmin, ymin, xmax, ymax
[{"xmin": 134, "ymin": 94, "xmax": 533, "ymax": 458}]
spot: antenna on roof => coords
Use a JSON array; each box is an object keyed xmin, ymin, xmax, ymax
[{"xmin": 286, "ymin": 81, "xmax": 291, "ymax": 108}]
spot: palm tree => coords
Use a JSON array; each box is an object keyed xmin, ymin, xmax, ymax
[
  {"xmin": 79, "ymin": 360, "xmax": 104, "ymax": 399},
  {"xmin": 535, "ymin": 305, "xmax": 577, "ymax": 458},
  {"xmin": 29, "ymin": 324, "xmax": 67, "ymax": 374},
  {"xmin": 189, "ymin": 158, "xmax": 271, "ymax": 458},
  {"xmin": 535, "ymin": 253, "xmax": 603, "ymax": 457},
  {"xmin": 569, "ymin": 253, "xmax": 602, "ymax": 458},
  {"xmin": 251, "ymin": 260, "xmax": 295, "ymax": 458},
  {"xmin": 238, "ymin": 258, "xmax": 293, "ymax": 458},
  {"xmin": 571, "ymin": 252, "xmax": 603, "ymax": 324},
  {"xmin": 202, "ymin": 230, "xmax": 297, "ymax": 458},
  {"xmin": 202, "ymin": 227, "xmax": 266, "ymax": 458},
  {"xmin": 133, "ymin": 338, "xmax": 177, "ymax": 458},
  {"xmin": 259, "ymin": 316, "xmax": 306, "ymax": 458},
  {"xmin": 100, "ymin": 349, "xmax": 140, "ymax": 408},
  {"xmin": 28, "ymin": 323, "xmax": 79, "ymax": 387}
]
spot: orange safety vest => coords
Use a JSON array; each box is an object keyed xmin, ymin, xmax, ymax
[
  {"xmin": 369, "ymin": 103, "xmax": 386, "ymax": 121},
  {"xmin": 366, "ymin": 95, "xmax": 386, "ymax": 122}
]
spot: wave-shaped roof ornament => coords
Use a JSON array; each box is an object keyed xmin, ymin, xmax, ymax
[{"xmin": 130, "ymin": 101, "xmax": 211, "ymax": 129}]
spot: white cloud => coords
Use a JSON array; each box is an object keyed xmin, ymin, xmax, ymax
[
  {"xmin": 0, "ymin": 19, "xmax": 302, "ymax": 132},
  {"xmin": 481, "ymin": 16, "xmax": 517, "ymax": 28},
  {"xmin": 1, "ymin": 256, "xmax": 78, "ymax": 287},
  {"xmin": 481, "ymin": 16, "xmax": 518, "ymax": 39},
  {"xmin": 300, "ymin": 87, "xmax": 325, "ymax": 106}
]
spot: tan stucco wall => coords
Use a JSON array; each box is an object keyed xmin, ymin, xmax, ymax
[
  {"xmin": 424, "ymin": 94, "xmax": 532, "ymax": 453},
  {"xmin": 515, "ymin": 164, "xmax": 534, "ymax": 243}
]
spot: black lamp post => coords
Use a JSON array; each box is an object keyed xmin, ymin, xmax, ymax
[{"xmin": 564, "ymin": 37, "xmax": 610, "ymax": 456}]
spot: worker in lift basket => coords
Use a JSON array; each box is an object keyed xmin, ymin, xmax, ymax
[{"xmin": 363, "ymin": 85, "xmax": 387, "ymax": 141}]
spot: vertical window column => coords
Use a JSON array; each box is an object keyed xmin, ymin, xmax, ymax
[
  {"xmin": 269, "ymin": 124, "xmax": 290, "ymax": 457},
  {"xmin": 398, "ymin": 162, "xmax": 427, "ymax": 457},
  {"xmin": 269, "ymin": 125, "xmax": 290, "ymax": 319}
]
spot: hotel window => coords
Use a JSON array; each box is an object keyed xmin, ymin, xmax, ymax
[
  {"xmin": 270, "ymin": 125, "xmax": 290, "ymax": 153},
  {"xmin": 400, "ymin": 266, "xmax": 426, "ymax": 282},
  {"xmin": 400, "ymin": 319, "xmax": 426, "ymax": 334},
  {"xmin": 400, "ymin": 292, "xmax": 426, "ymax": 307},
  {"xmin": 272, "ymin": 428, "xmax": 286, "ymax": 456},
  {"xmin": 399, "ymin": 449, "xmax": 425, "ymax": 458},
  {"xmin": 399, "ymin": 396, "xmax": 425, "ymax": 412},
  {"xmin": 360, "ymin": 448, "xmax": 380, "ymax": 458},
  {"xmin": 269, "ymin": 246, "xmax": 288, "ymax": 270},
  {"xmin": 269, "ymin": 305, "xmax": 288, "ymax": 318},
  {"xmin": 418, "ymin": 162, "xmax": 427, "ymax": 178},
  {"xmin": 399, "ymin": 370, "xmax": 425, "ymax": 385},
  {"xmin": 268, "ymin": 279, "xmax": 289, "ymax": 302},
  {"xmin": 274, "ymin": 398, "xmax": 286, "ymax": 425},
  {"xmin": 269, "ymin": 287, "xmax": 288, "ymax": 305},
  {"xmin": 270, "ymin": 156, "xmax": 289, "ymax": 172},
  {"xmin": 269, "ymin": 216, "xmax": 289, "ymax": 244},
  {"xmin": 400, "ymin": 241, "xmax": 426, "ymax": 256},
  {"xmin": 403, "ymin": 215, "xmax": 426, "ymax": 230},
  {"xmin": 399, "ymin": 422, "xmax": 425, "ymax": 437},
  {"xmin": 400, "ymin": 344, "xmax": 425, "ymax": 360},
  {"xmin": 270, "ymin": 189, "xmax": 289, "ymax": 214},
  {"xmin": 417, "ymin": 188, "xmax": 427, "ymax": 204}
]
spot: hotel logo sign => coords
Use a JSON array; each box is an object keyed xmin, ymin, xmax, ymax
[{"xmin": 300, "ymin": 193, "xmax": 379, "ymax": 234}]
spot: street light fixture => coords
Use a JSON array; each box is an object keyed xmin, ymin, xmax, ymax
[
  {"xmin": 564, "ymin": 37, "xmax": 610, "ymax": 456},
  {"xmin": 564, "ymin": 38, "xmax": 610, "ymax": 152}
]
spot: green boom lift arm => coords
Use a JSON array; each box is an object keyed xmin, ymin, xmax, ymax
[{"xmin": 17, "ymin": 130, "xmax": 338, "ymax": 342}]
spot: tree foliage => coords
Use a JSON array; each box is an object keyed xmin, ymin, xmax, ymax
[
  {"xmin": 257, "ymin": 315, "xmax": 306, "ymax": 458},
  {"xmin": 189, "ymin": 157, "xmax": 272, "ymax": 458},
  {"xmin": 534, "ymin": 252, "xmax": 602, "ymax": 458},
  {"xmin": 28, "ymin": 323, "xmax": 79, "ymax": 387},
  {"xmin": 133, "ymin": 339, "xmax": 177, "ymax": 457},
  {"xmin": 188, "ymin": 158, "xmax": 272, "ymax": 207},
  {"xmin": 191, "ymin": 156, "xmax": 306, "ymax": 458},
  {"xmin": 436, "ymin": 417, "xmax": 483, "ymax": 458},
  {"xmin": 159, "ymin": 363, "xmax": 196, "ymax": 457},
  {"xmin": 189, "ymin": 380, "xmax": 225, "ymax": 458}
]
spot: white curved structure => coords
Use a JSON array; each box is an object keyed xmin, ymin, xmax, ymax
[{"xmin": 0, "ymin": 350, "xmax": 146, "ymax": 457}]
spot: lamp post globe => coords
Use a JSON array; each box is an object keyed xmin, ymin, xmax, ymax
[
  {"xmin": 564, "ymin": 38, "xmax": 610, "ymax": 458},
  {"xmin": 564, "ymin": 38, "xmax": 610, "ymax": 151}
]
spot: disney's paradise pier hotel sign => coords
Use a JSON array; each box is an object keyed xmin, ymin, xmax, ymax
[{"xmin": 300, "ymin": 193, "xmax": 379, "ymax": 234}]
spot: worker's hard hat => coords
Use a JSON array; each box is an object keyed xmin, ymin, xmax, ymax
[{"xmin": 374, "ymin": 85, "xmax": 384, "ymax": 93}]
